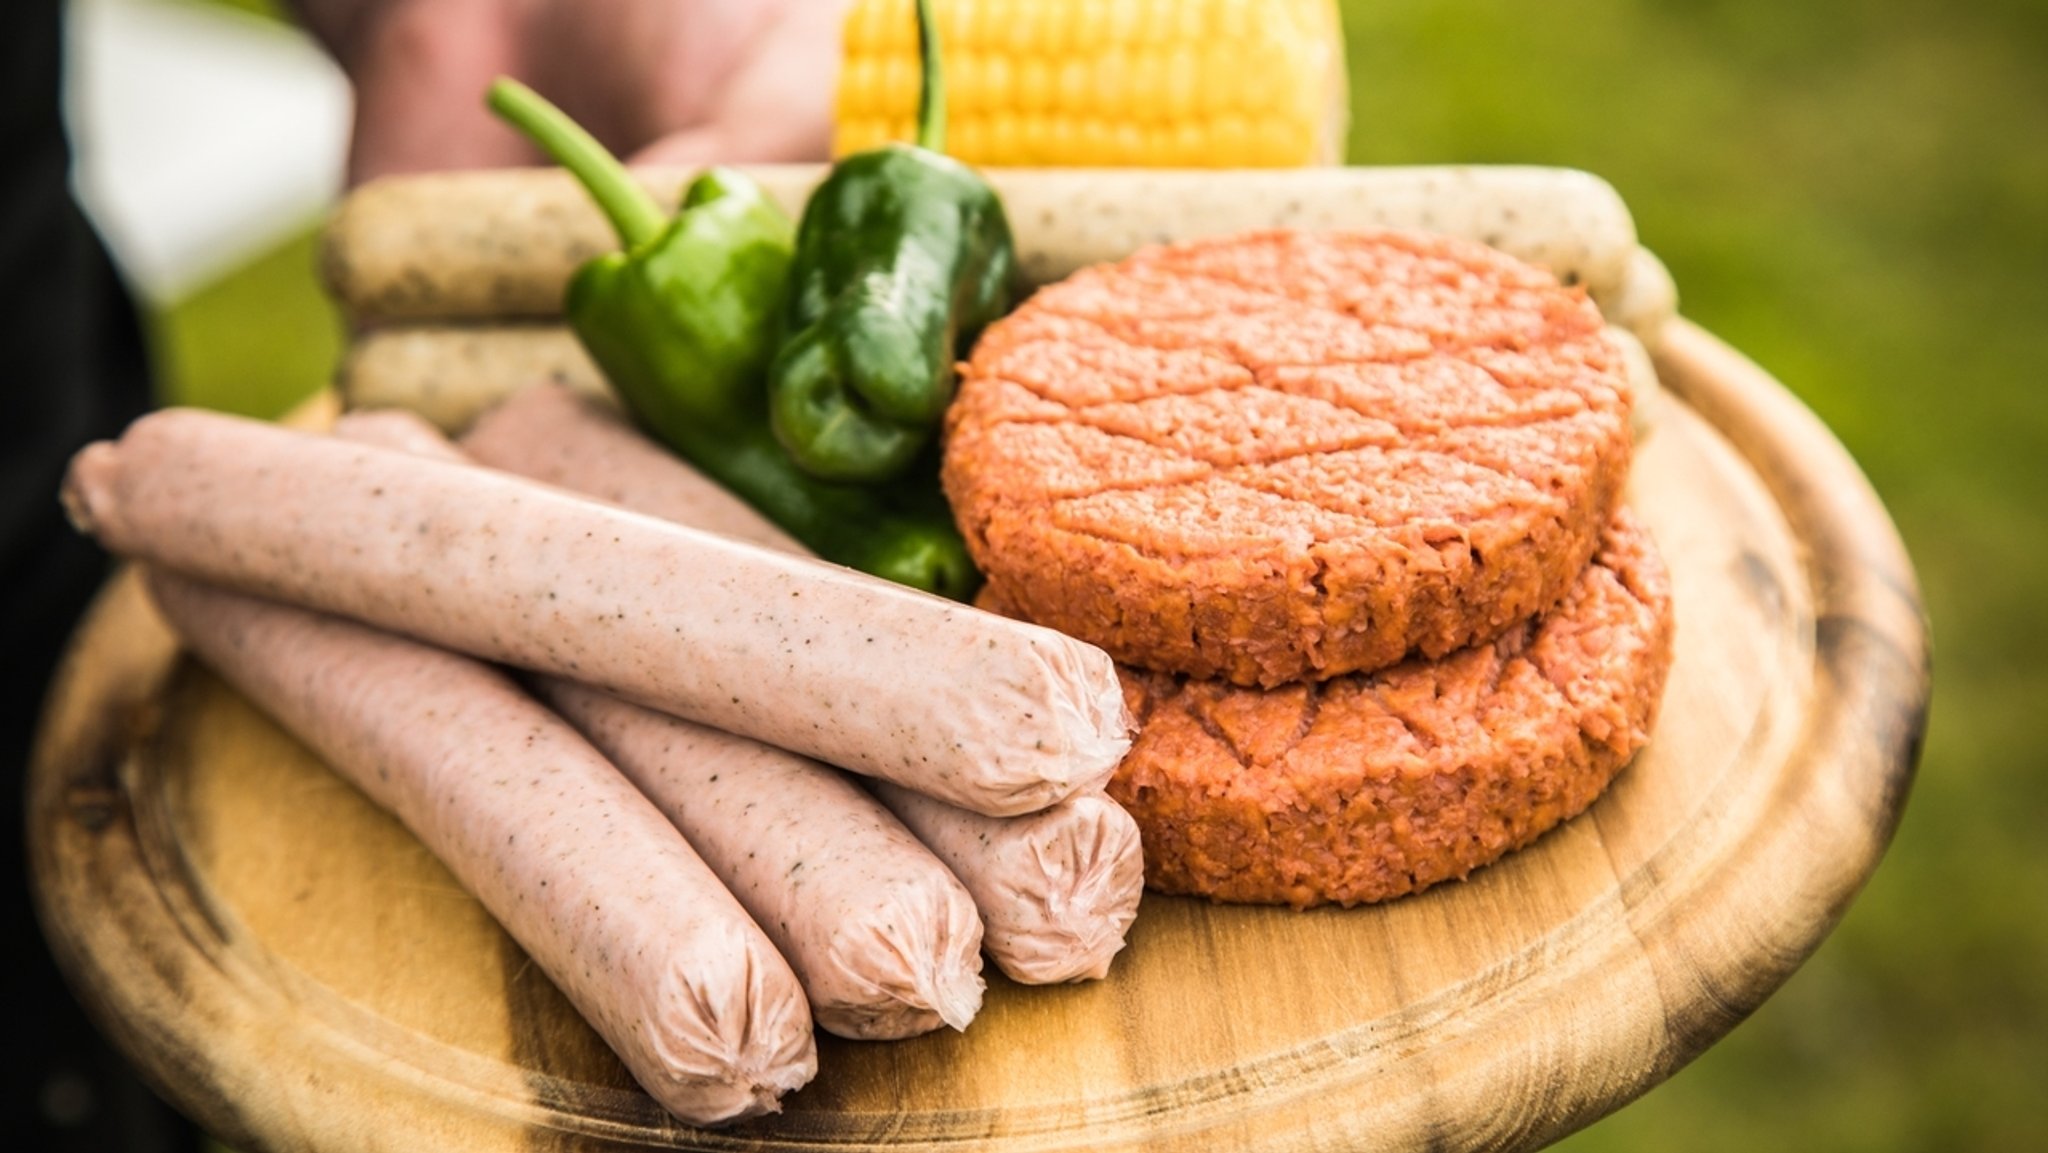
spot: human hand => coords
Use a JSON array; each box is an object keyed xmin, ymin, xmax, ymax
[{"xmin": 299, "ymin": 0, "xmax": 849, "ymax": 185}]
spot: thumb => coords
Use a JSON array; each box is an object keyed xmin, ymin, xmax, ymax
[
  {"xmin": 628, "ymin": 118, "xmax": 834, "ymax": 167},
  {"xmin": 625, "ymin": 127, "xmax": 730, "ymax": 167}
]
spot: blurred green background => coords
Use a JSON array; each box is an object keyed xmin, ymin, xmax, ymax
[{"xmin": 152, "ymin": 0, "xmax": 2045, "ymax": 1148}]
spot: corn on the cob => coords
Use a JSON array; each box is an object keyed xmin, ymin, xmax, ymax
[{"xmin": 835, "ymin": 0, "xmax": 1348, "ymax": 167}]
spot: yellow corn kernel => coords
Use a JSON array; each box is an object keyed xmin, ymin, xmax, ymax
[
  {"xmin": 1077, "ymin": 117, "xmax": 1114, "ymax": 166},
  {"xmin": 1097, "ymin": 49, "xmax": 1131, "ymax": 119},
  {"xmin": 881, "ymin": 51, "xmax": 918, "ymax": 115},
  {"xmin": 1212, "ymin": 115, "xmax": 1252, "ymax": 160},
  {"xmin": 988, "ymin": 112, "xmax": 1023, "ymax": 159},
  {"xmin": 839, "ymin": 57, "xmax": 877, "ymax": 119},
  {"xmin": 951, "ymin": 51, "xmax": 982, "ymax": 114},
  {"xmin": 1017, "ymin": 55, "xmax": 1055, "ymax": 115},
  {"xmin": 1056, "ymin": 57, "xmax": 1089, "ymax": 115},
  {"xmin": 1019, "ymin": 114, "xmax": 1052, "ymax": 163},
  {"xmin": 982, "ymin": 53, "xmax": 1015, "ymax": 114},
  {"xmin": 1215, "ymin": 0, "xmax": 1254, "ymax": 42},
  {"xmin": 1128, "ymin": 52, "xmax": 1165, "ymax": 123},
  {"xmin": 1164, "ymin": 44, "xmax": 1198, "ymax": 121},
  {"xmin": 1103, "ymin": 0, "xmax": 1142, "ymax": 46},
  {"xmin": 951, "ymin": 115, "xmax": 988, "ymax": 159},
  {"xmin": 1111, "ymin": 121, "xmax": 1145, "ymax": 165},
  {"xmin": 835, "ymin": 0, "xmax": 1347, "ymax": 167},
  {"xmin": 945, "ymin": 0, "xmax": 977, "ymax": 52}
]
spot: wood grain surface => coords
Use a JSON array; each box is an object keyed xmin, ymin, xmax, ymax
[{"xmin": 27, "ymin": 322, "xmax": 1928, "ymax": 1152}]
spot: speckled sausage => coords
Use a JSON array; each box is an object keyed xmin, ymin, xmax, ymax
[
  {"xmin": 337, "ymin": 410, "xmax": 1019, "ymax": 1016},
  {"xmin": 143, "ymin": 570, "xmax": 815, "ymax": 1124},
  {"xmin": 62, "ymin": 409, "xmax": 1130, "ymax": 816},
  {"xmin": 459, "ymin": 385, "xmax": 1147, "ymax": 982},
  {"xmin": 322, "ymin": 165, "xmax": 1639, "ymax": 324},
  {"xmin": 865, "ymin": 782, "xmax": 1144, "ymax": 984},
  {"xmin": 1607, "ymin": 326, "xmax": 1668, "ymax": 440},
  {"xmin": 538, "ymin": 681, "xmax": 986, "ymax": 1039},
  {"xmin": 338, "ymin": 324, "xmax": 609, "ymax": 433},
  {"xmin": 460, "ymin": 385, "xmax": 803, "ymax": 554},
  {"xmin": 361, "ymin": 374, "xmax": 997, "ymax": 1019},
  {"xmin": 332, "ymin": 407, "xmax": 478, "ymax": 460},
  {"xmin": 335, "ymin": 403, "xmax": 999, "ymax": 1028},
  {"xmin": 1598, "ymin": 247, "xmax": 1679, "ymax": 351}
]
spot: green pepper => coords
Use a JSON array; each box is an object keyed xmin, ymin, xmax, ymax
[
  {"xmin": 767, "ymin": 0, "xmax": 1016, "ymax": 484},
  {"xmin": 486, "ymin": 78, "xmax": 980, "ymax": 600}
]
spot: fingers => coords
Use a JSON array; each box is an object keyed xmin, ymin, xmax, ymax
[
  {"xmin": 628, "ymin": 0, "xmax": 847, "ymax": 166},
  {"xmin": 340, "ymin": 0, "xmax": 534, "ymax": 185},
  {"xmin": 521, "ymin": 0, "xmax": 803, "ymax": 158},
  {"xmin": 333, "ymin": 0, "xmax": 848, "ymax": 181},
  {"xmin": 626, "ymin": 128, "xmax": 729, "ymax": 167}
]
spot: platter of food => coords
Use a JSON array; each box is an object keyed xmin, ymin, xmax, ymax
[
  {"xmin": 24, "ymin": 13, "xmax": 1928, "ymax": 1142},
  {"xmin": 30, "ymin": 295, "xmax": 1925, "ymax": 1150},
  {"xmin": 28, "ymin": 0, "xmax": 1933, "ymax": 1146}
]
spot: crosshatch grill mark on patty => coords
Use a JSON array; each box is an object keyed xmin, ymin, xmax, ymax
[{"xmin": 943, "ymin": 229, "xmax": 1636, "ymax": 688}]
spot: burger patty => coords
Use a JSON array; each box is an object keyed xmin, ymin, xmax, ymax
[
  {"xmin": 943, "ymin": 229, "xmax": 1635, "ymax": 687},
  {"xmin": 1106, "ymin": 510, "xmax": 1673, "ymax": 908}
]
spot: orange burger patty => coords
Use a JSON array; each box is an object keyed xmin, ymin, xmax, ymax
[
  {"xmin": 943, "ymin": 229, "xmax": 1635, "ymax": 687},
  {"xmin": 1109, "ymin": 511, "xmax": 1673, "ymax": 908}
]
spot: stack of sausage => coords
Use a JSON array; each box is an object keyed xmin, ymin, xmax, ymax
[
  {"xmin": 59, "ymin": 387, "xmax": 1144, "ymax": 1126},
  {"xmin": 323, "ymin": 166, "xmax": 1677, "ymax": 433}
]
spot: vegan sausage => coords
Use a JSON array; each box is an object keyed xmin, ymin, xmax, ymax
[
  {"xmin": 338, "ymin": 324, "xmax": 609, "ymax": 433},
  {"xmin": 345, "ymin": 400, "xmax": 1110, "ymax": 995},
  {"xmin": 144, "ymin": 570, "xmax": 817, "ymax": 1124},
  {"xmin": 865, "ymin": 782, "xmax": 1144, "ymax": 984},
  {"xmin": 539, "ymin": 681, "xmax": 987, "ymax": 1039},
  {"xmin": 460, "ymin": 385, "xmax": 803, "ymax": 554},
  {"xmin": 457, "ymin": 384, "xmax": 1147, "ymax": 982},
  {"xmin": 322, "ymin": 165, "xmax": 1640, "ymax": 326},
  {"xmin": 62, "ymin": 408, "xmax": 1132, "ymax": 816}
]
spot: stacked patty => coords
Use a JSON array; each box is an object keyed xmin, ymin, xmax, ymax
[{"xmin": 944, "ymin": 229, "xmax": 1675, "ymax": 907}]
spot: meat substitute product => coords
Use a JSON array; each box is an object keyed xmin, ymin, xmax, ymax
[
  {"xmin": 867, "ymin": 782, "xmax": 1144, "ymax": 984},
  {"xmin": 461, "ymin": 384, "xmax": 803, "ymax": 554},
  {"xmin": 1098, "ymin": 512, "xmax": 1674, "ymax": 908},
  {"xmin": 332, "ymin": 407, "xmax": 474, "ymax": 460},
  {"xmin": 322, "ymin": 166, "xmax": 1643, "ymax": 331},
  {"xmin": 1602, "ymin": 247, "xmax": 1678, "ymax": 350},
  {"xmin": 457, "ymin": 385, "xmax": 1147, "ymax": 980},
  {"xmin": 338, "ymin": 324, "xmax": 609, "ymax": 433},
  {"xmin": 144, "ymin": 571, "xmax": 816, "ymax": 1123},
  {"xmin": 61, "ymin": 409, "xmax": 1131, "ymax": 816},
  {"xmin": 943, "ymin": 228, "xmax": 1636, "ymax": 688},
  {"xmin": 537, "ymin": 680, "xmax": 987, "ymax": 1040},
  {"xmin": 337, "ymin": 405, "xmax": 993, "ymax": 1030}
]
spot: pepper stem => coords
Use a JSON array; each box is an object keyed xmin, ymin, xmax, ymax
[
  {"xmin": 914, "ymin": 0, "xmax": 946, "ymax": 153},
  {"xmin": 487, "ymin": 77, "xmax": 666, "ymax": 250}
]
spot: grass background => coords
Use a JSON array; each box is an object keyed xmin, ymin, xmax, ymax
[{"xmin": 152, "ymin": 0, "xmax": 2047, "ymax": 1147}]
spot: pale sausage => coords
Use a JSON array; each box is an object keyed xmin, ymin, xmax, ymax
[
  {"xmin": 539, "ymin": 681, "xmax": 986, "ymax": 1039},
  {"xmin": 337, "ymin": 409, "xmax": 990, "ymax": 1032},
  {"xmin": 62, "ymin": 409, "xmax": 1132, "ymax": 817},
  {"xmin": 338, "ymin": 324, "xmax": 609, "ymax": 433},
  {"xmin": 331, "ymin": 407, "xmax": 476, "ymax": 460},
  {"xmin": 144, "ymin": 570, "xmax": 816, "ymax": 1124},
  {"xmin": 323, "ymin": 165, "xmax": 1640, "ymax": 325},
  {"xmin": 866, "ymin": 782, "xmax": 1144, "ymax": 984},
  {"xmin": 461, "ymin": 386, "xmax": 802, "ymax": 553},
  {"xmin": 460, "ymin": 385, "xmax": 1147, "ymax": 982}
]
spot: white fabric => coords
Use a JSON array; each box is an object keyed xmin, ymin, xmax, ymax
[{"xmin": 64, "ymin": 0, "xmax": 350, "ymax": 302}]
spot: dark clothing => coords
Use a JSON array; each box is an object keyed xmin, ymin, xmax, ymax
[{"xmin": 3, "ymin": 1, "xmax": 196, "ymax": 1149}]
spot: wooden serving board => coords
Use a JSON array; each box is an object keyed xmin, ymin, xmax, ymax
[{"xmin": 28, "ymin": 322, "xmax": 1928, "ymax": 1152}]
